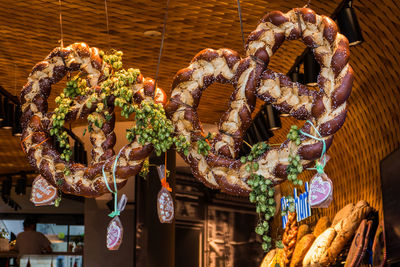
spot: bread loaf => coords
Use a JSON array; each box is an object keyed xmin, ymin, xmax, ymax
[
  {"xmin": 283, "ymin": 212, "xmax": 298, "ymax": 264},
  {"xmin": 260, "ymin": 249, "xmax": 276, "ymax": 267},
  {"xmin": 290, "ymin": 234, "xmax": 315, "ymax": 267},
  {"xmin": 303, "ymin": 227, "xmax": 336, "ymax": 266},
  {"xmin": 313, "ymin": 216, "xmax": 330, "ymax": 237},
  {"xmin": 297, "ymin": 224, "xmax": 311, "ymax": 242},
  {"xmin": 332, "ymin": 203, "xmax": 354, "ymax": 226}
]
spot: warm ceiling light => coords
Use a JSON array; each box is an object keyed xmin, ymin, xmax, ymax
[
  {"xmin": 144, "ymin": 30, "xmax": 161, "ymax": 37},
  {"xmin": 304, "ymin": 51, "xmax": 320, "ymax": 87},
  {"xmin": 264, "ymin": 105, "xmax": 282, "ymax": 131},
  {"xmin": 336, "ymin": 1, "xmax": 364, "ymax": 46}
]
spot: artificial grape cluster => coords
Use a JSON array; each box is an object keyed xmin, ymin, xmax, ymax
[{"xmin": 196, "ymin": 133, "xmax": 212, "ymax": 156}]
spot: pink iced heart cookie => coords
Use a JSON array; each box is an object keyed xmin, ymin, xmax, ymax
[{"xmin": 309, "ymin": 174, "xmax": 333, "ymax": 207}]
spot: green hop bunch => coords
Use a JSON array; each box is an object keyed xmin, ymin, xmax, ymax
[
  {"xmin": 126, "ymin": 101, "xmax": 174, "ymax": 157},
  {"xmin": 196, "ymin": 133, "xmax": 212, "ymax": 156},
  {"xmin": 281, "ymin": 196, "xmax": 295, "ymax": 217},
  {"xmin": 287, "ymin": 125, "xmax": 301, "ymax": 146},
  {"xmin": 240, "ymin": 142, "xmax": 269, "ymax": 164},
  {"xmin": 247, "ymin": 174, "xmax": 276, "ymax": 252},
  {"xmin": 139, "ymin": 158, "xmax": 150, "ymax": 178},
  {"xmin": 174, "ymin": 135, "xmax": 190, "ymax": 157},
  {"xmin": 287, "ymin": 154, "xmax": 304, "ymax": 186}
]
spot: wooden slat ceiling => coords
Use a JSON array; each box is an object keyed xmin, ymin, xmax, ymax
[{"xmin": 0, "ymin": 0, "xmax": 399, "ymax": 222}]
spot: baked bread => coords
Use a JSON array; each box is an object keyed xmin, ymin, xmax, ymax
[
  {"xmin": 260, "ymin": 249, "xmax": 277, "ymax": 267},
  {"xmin": 283, "ymin": 212, "xmax": 298, "ymax": 264},
  {"xmin": 303, "ymin": 227, "xmax": 336, "ymax": 266},
  {"xmin": 313, "ymin": 216, "xmax": 331, "ymax": 237},
  {"xmin": 297, "ymin": 224, "xmax": 311, "ymax": 242},
  {"xmin": 332, "ymin": 203, "xmax": 354, "ymax": 226},
  {"xmin": 290, "ymin": 234, "xmax": 315, "ymax": 267},
  {"xmin": 320, "ymin": 200, "xmax": 371, "ymax": 265}
]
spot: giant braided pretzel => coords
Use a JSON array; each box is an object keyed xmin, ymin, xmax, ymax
[
  {"xmin": 20, "ymin": 43, "xmax": 166, "ymax": 197},
  {"xmin": 166, "ymin": 7, "xmax": 353, "ymax": 196}
]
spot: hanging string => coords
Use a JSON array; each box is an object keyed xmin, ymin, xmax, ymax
[
  {"xmin": 104, "ymin": 0, "xmax": 111, "ymax": 49},
  {"xmin": 102, "ymin": 145, "xmax": 128, "ymax": 217},
  {"xmin": 299, "ymin": 120, "xmax": 327, "ymax": 173},
  {"xmin": 58, "ymin": 0, "xmax": 64, "ymax": 48},
  {"xmin": 236, "ymin": 0, "xmax": 266, "ymax": 66},
  {"xmin": 154, "ymin": 0, "xmax": 171, "ymax": 89},
  {"xmin": 236, "ymin": 0, "xmax": 246, "ymax": 53}
]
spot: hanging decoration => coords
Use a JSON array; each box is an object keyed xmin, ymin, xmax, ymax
[
  {"xmin": 30, "ymin": 175, "xmax": 58, "ymax": 206},
  {"xmin": 156, "ymin": 164, "xmax": 174, "ymax": 223},
  {"xmin": 19, "ymin": 42, "xmax": 193, "ymax": 198},
  {"xmin": 106, "ymin": 194, "xmax": 127, "ymax": 250},
  {"xmin": 166, "ymin": 6, "xmax": 353, "ymax": 251}
]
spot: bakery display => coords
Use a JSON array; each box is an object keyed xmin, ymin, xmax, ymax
[
  {"xmin": 321, "ymin": 200, "xmax": 372, "ymax": 265},
  {"xmin": 302, "ymin": 201, "xmax": 372, "ymax": 266}
]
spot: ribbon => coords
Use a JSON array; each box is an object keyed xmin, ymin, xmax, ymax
[
  {"xmin": 102, "ymin": 145, "xmax": 128, "ymax": 218},
  {"xmin": 157, "ymin": 158, "xmax": 172, "ymax": 192},
  {"xmin": 299, "ymin": 120, "xmax": 327, "ymax": 174},
  {"xmin": 161, "ymin": 177, "xmax": 172, "ymax": 192},
  {"xmin": 21, "ymin": 132, "xmax": 49, "ymax": 154}
]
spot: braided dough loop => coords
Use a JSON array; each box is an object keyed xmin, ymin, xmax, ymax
[
  {"xmin": 167, "ymin": 8, "xmax": 353, "ymax": 196},
  {"xmin": 21, "ymin": 43, "xmax": 167, "ymax": 197}
]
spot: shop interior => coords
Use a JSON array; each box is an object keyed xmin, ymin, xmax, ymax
[{"xmin": 0, "ymin": 0, "xmax": 399, "ymax": 266}]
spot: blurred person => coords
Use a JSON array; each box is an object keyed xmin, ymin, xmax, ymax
[{"xmin": 15, "ymin": 216, "xmax": 52, "ymax": 257}]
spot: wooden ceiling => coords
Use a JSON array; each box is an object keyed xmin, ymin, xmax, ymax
[{"xmin": 0, "ymin": 0, "xmax": 399, "ymax": 221}]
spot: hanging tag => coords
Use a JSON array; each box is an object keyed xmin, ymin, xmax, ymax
[
  {"xmin": 106, "ymin": 194, "xmax": 127, "ymax": 250},
  {"xmin": 30, "ymin": 175, "xmax": 58, "ymax": 206},
  {"xmin": 156, "ymin": 165, "xmax": 174, "ymax": 224},
  {"xmin": 309, "ymin": 172, "xmax": 333, "ymax": 208}
]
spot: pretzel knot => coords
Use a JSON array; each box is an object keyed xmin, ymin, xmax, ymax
[
  {"xmin": 166, "ymin": 8, "xmax": 353, "ymax": 195},
  {"xmin": 20, "ymin": 43, "xmax": 166, "ymax": 197}
]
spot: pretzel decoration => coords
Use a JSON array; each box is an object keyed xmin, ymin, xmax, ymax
[
  {"xmin": 20, "ymin": 43, "xmax": 166, "ymax": 197},
  {"xmin": 166, "ymin": 7, "xmax": 353, "ymax": 195}
]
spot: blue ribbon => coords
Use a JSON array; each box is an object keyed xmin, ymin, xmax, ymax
[
  {"xmin": 102, "ymin": 145, "xmax": 126, "ymax": 218},
  {"xmin": 299, "ymin": 120, "xmax": 327, "ymax": 174}
]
